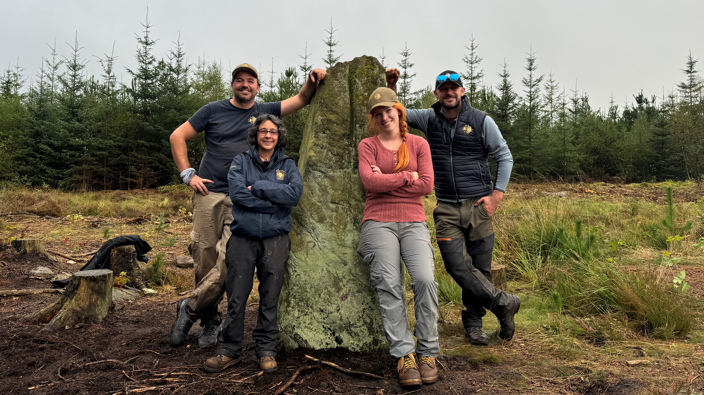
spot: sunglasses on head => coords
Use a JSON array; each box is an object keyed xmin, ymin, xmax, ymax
[{"xmin": 436, "ymin": 73, "xmax": 460, "ymax": 83}]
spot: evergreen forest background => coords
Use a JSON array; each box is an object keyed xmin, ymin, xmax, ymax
[{"xmin": 1, "ymin": 18, "xmax": 703, "ymax": 190}]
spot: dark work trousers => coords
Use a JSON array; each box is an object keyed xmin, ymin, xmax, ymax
[
  {"xmin": 433, "ymin": 198, "xmax": 504, "ymax": 329},
  {"xmin": 217, "ymin": 233, "xmax": 290, "ymax": 359}
]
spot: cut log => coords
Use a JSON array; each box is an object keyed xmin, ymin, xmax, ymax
[
  {"xmin": 12, "ymin": 239, "xmax": 52, "ymax": 260},
  {"xmin": 492, "ymin": 264, "xmax": 507, "ymax": 290},
  {"xmin": 29, "ymin": 269, "xmax": 113, "ymax": 331}
]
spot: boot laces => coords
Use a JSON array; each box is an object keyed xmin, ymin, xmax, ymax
[
  {"xmin": 403, "ymin": 355, "xmax": 417, "ymax": 370},
  {"xmin": 201, "ymin": 324, "xmax": 218, "ymax": 337},
  {"xmin": 419, "ymin": 356, "xmax": 433, "ymax": 366}
]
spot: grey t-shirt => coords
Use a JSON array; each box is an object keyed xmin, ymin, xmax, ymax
[{"xmin": 188, "ymin": 99, "xmax": 281, "ymax": 193}]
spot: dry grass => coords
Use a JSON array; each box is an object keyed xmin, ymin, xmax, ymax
[{"xmin": 1, "ymin": 182, "xmax": 703, "ymax": 392}]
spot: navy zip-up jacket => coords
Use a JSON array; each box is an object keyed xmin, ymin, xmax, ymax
[{"xmin": 227, "ymin": 146, "xmax": 303, "ymax": 239}]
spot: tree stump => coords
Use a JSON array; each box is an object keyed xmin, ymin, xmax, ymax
[
  {"xmin": 28, "ymin": 269, "xmax": 113, "ymax": 331},
  {"xmin": 492, "ymin": 263, "xmax": 507, "ymax": 290},
  {"xmin": 109, "ymin": 246, "xmax": 147, "ymax": 288},
  {"xmin": 12, "ymin": 238, "xmax": 52, "ymax": 260}
]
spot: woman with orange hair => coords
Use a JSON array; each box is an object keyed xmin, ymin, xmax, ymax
[{"xmin": 357, "ymin": 87, "xmax": 438, "ymax": 388}]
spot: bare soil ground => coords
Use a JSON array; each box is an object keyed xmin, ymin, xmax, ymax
[{"xmin": 1, "ymin": 184, "xmax": 703, "ymax": 394}]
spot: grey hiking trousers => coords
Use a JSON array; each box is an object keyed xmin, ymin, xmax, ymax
[{"xmin": 357, "ymin": 221, "xmax": 439, "ymax": 358}]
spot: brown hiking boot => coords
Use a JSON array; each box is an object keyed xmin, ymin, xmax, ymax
[
  {"xmin": 417, "ymin": 356, "xmax": 438, "ymax": 384},
  {"xmin": 259, "ymin": 356, "xmax": 278, "ymax": 373},
  {"xmin": 397, "ymin": 354, "xmax": 422, "ymax": 387},
  {"xmin": 203, "ymin": 354, "xmax": 238, "ymax": 373}
]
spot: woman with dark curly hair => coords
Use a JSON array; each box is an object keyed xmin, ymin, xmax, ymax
[{"xmin": 204, "ymin": 113, "xmax": 302, "ymax": 374}]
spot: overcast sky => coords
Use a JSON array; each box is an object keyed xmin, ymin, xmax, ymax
[{"xmin": 2, "ymin": 0, "xmax": 703, "ymax": 111}]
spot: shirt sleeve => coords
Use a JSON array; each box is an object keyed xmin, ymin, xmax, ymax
[
  {"xmin": 250, "ymin": 160, "xmax": 303, "ymax": 208},
  {"xmin": 386, "ymin": 136, "xmax": 434, "ymax": 197},
  {"xmin": 260, "ymin": 101, "xmax": 282, "ymax": 117},
  {"xmin": 188, "ymin": 102, "xmax": 212, "ymax": 133},
  {"xmin": 482, "ymin": 116, "xmax": 513, "ymax": 193},
  {"xmin": 405, "ymin": 109, "xmax": 432, "ymax": 135},
  {"xmin": 358, "ymin": 139, "xmax": 415, "ymax": 194},
  {"xmin": 228, "ymin": 155, "xmax": 278, "ymax": 213}
]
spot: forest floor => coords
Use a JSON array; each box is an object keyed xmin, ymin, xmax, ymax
[{"xmin": 0, "ymin": 181, "xmax": 703, "ymax": 394}]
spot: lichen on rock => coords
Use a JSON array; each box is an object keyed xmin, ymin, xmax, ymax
[{"xmin": 278, "ymin": 56, "xmax": 388, "ymax": 353}]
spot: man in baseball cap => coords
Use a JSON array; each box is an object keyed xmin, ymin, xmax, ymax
[
  {"xmin": 168, "ymin": 62, "xmax": 326, "ymax": 361},
  {"xmin": 386, "ymin": 68, "xmax": 520, "ymax": 347}
]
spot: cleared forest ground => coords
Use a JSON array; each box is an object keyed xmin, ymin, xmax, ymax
[{"xmin": 0, "ymin": 181, "xmax": 702, "ymax": 394}]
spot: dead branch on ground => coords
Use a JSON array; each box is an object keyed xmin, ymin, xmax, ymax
[
  {"xmin": 275, "ymin": 365, "xmax": 319, "ymax": 395},
  {"xmin": 304, "ymin": 354, "xmax": 384, "ymax": 379},
  {"xmin": 0, "ymin": 288, "xmax": 62, "ymax": 297}
]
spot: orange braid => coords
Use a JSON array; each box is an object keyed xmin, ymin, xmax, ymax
[
  {"xmin": 366, "ymin": 102, "xmax": 410, "ymax": 173},
  {"xmin": 392, "ymin": 103, "xmax": 410, "ymax": 173}
]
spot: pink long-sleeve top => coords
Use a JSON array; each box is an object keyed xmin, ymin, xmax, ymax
[{"xmin": 358, "ymin": 133, "xmax": 434, "ymax": 223}]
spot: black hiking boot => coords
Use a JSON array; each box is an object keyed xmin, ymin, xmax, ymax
[
  {"xmin": 465, "ymin": 327, "xmax": 489, "ymax": 346},
  {"xmin": 170, "ymin": 299, "xmax": 198, "ymax": 347},
  {"xmin": 494, "ymin": 294, "xmax": 521, "ymax": 341},
  {"xmin": 198, "ymin": 318, "xmax": 221, "ymax": 348}
]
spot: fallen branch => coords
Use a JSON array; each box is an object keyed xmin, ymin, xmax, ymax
[
  {"xmin": 74, "ymin": 249, "xmax": 99, "ymax": 257},
  {"xmin": 231, "ymin": 371, "xmax": 263, "ymax": 383},
  {"xmin": 85, "ymin": 356, "xmax": 139, "ymax": 367},
  {"xmin": 304, "ymin": 355, "xmax": 384, "ymax": 380},
  {"xmin": 28, "ymin": 382, "xmax": 56, "ymax": 390},
  {"xmin": 275, "ymin": 365, "xmax": 318, "ymax": 395},
  {"xmin": 0, "ymin": 288, "xmax": 62, "ymax": 297},
  {"xmin": 47, "ymin": 250, "xmax": 85, "ymax": 261},
  {"xmin": 127, "ymin": 384, "xmax": 179, "ymax": 393},
  {"xmin": 122, "ymin": 370, "xmax": 137, "ymax": 382}
]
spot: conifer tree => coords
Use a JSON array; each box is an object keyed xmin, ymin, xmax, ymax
[
  {"xmin": 543, "ymin": 72, "xmax": 561, "ymax": 127},
  {"xmin": 461, "ymin": 36, "xmax": 484, "ymax": 106},
  {"xmin": 124, "ymin": 9, "xmax": 167, "ymax": 189},
  {"xmin": 378, "ymin": 48, "xmax": 387, "ymax": 69},
  {"xmin": 490, "ymin": 60, "xmax": 517, "ymax": 141},
  {"xmin": 677, "ymin": 52, "xmax": 703, "ymax": 112},
  {"xmin": 514, "ymin": 46, "xmax": 544, "ymax": 174},
  {"xmin": 397, "ymin": 43, "xmax": 417, "ymax": 108},
  {"xmin": 322, "ymin": 19, "xmax": 341, "ymax": 68},
  {"xmin": 299, "ymin": 42, "xmax": 312, "ymax": 85}
]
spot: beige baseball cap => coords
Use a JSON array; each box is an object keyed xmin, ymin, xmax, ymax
[
  {"xmin": 231, "ymin": 63, "xmax": 259, "ymax": 82},
  {"xmin": 368, "ymin": 87, "xmax": 399, "ymax": 113}
]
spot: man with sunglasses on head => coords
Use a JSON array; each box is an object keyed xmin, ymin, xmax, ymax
[
  {"xmin": 169, "ymin": 63, "xmax": 326, "ymax": 349},
  {"xmin": 386, "ymin": 69, "xmax": 521, "ymax": 346}
]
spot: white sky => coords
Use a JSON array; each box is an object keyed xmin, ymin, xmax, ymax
[{"xmin": 1, "ymin": 0, "xmax": 703, "ymax": 111}]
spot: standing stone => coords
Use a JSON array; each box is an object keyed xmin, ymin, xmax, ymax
[{"xmin": 278, "ymin": 56, "xmax": 388, "ymax": 352}]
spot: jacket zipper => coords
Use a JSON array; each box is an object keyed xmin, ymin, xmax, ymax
[
  {"xmin": 478, "ymin": 163, "xmax": 487, "ymax": 188},
  {"xmin": 448, "ymin": 120, "xmax": 460, "ymax": 202}
]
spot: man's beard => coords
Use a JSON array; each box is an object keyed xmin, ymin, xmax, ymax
[
  {"xmin": 234, "ymin": 90, "xmax": 255, "ymax": 104},
  {"xmin": 442, "ymin": 97, "xmax": 460, "ymax": 110}
]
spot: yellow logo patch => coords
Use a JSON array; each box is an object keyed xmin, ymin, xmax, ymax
[
  {"xmin": 374, "ymin": 93, "xmax": 381, "ymax": 99},
  {"xmin": 249, "ymin": 116, "xmax": 256, "ymax": 124},
  {"xmin": 463, "ymin": 125, "xmax": 473, "ymax": 134},
  {"xmin": 276, "ymin": 170, "xmax": 285, "ymax": 180}
]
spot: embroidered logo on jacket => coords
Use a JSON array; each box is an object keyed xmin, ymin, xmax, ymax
[
  {"xmin": 249, "ymin": 116, "xmax": 256, "ymax": 124},
  {"xmin": 276, "ymin": 170, "xmax": 285, "ymax": 180},
  {"xmin": 463, "ymin": 125, "xmax": 473, "ymax": 134}
]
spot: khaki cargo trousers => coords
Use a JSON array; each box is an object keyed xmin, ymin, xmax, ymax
[
  {"xmin": 186, "ymin": 191, "xmax": 233, "ymax": 321},
  {"xmin": 433, "ymin": 198, "xmax": 500, "ymax": 329}
]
